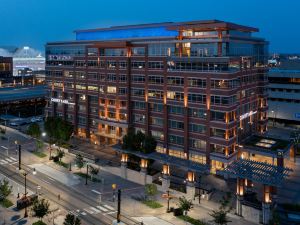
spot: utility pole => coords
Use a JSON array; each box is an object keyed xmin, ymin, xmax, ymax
[{"xmin": 117, "ymin": 189, "xmax": 121, "ymax": 223}]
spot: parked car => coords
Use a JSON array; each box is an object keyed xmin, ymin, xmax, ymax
[{"xmin": 30, "ymin": 117, "xmax": 42, "ymax": 123}]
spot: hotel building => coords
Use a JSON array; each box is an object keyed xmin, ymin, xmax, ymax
[{"xmin": 45, "ymin": 20, "xmax": 269, "ymax": 171}]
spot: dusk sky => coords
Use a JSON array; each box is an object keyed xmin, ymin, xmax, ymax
[{"xmin": 0, "ymin": 0, "xmax": 299, "ymax": 54}]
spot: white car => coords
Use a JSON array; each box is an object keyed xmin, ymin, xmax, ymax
[{"xmin": 30, "ymin": 117, "xmax": 42, "ymax": 123}]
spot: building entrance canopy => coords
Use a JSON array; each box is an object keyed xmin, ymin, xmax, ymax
[
  {"xmin": 219, "ymin": 159, "xmax": 292, "ymax": 187},
  {"xmin": 113, "ymin": 145, "xmax": 210, "ymax": 174}
]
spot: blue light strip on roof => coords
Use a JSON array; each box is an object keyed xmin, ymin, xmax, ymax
[{"xmin": 76, "ymin": 26, "xmax": 178, "ymax": 41}]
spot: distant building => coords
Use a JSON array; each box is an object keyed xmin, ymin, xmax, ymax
[
  {"xmin": 0, "ymin": 56, "xmax": 13, "ymax": 84},
  {"xmin": 268, "ymin": 59, "xmax": 300, "ymax": 127},
  {"xmin": 12, "ymin": 46, "xmax": 45, "ymax": 76},
  {"xmin": 0, "ymin": 46, "xmax": 45, "ymax": 76}
]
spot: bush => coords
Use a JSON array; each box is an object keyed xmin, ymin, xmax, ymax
[
  {"xmin": 141, "ymin": 200, "xmax": 163, "ymax": 209},
  {"xmin": 0, "ymin": 199, "xmax": 13, "ymax": 208},
  {"xmin": 55, "ymin": 161, "xmax": 69, "ymax": 168},
  {"xmin": 32, "ymin": 151, "xmax": 47, "ymax": 158},
  {"xmin": 32, "ymin": 221, "xmax": 47, "ymax": 225},
  {"xmin": 177, "ymin": 215, "xmax": 209, "ymax": 225}
]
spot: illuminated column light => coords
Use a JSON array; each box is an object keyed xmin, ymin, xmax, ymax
[
  {"xmin": 121, "ymin": 153, "xmax": 128, "ymax": 163},
  {"xmin": 187, "ymin": 171, "xmax": 195, "ymax": 183},
  {"xmin": 237, "ymin": 178, "xmax": 245, "ymax": 196},
  {"xmin": 162, "ymin": 164, "xmax": 170, "ymax": 176},
  {"xmin": 264, "ymin": 185, "xmax": 271, "ymax": 203},
  {"xmin": 140, "ymin": 159, "xmax": 148, "ymax": 169}
]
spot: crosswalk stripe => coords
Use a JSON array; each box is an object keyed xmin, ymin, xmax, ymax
[
  {"xmin": 1, "ymin": 160, "xmax": 8, "ymax": 164},
  {"xmin": 83, "ymin": 208, "xmax": 94, "ymax": 214},
  {"xmin": 90, "ymin": 207, "xmax": 100, "ymax": 213},
  {"xmin": 96, "ymin": 206, "xmax": 108, "ymax": 212},
  {"xmin": 104, "ymin": 211, "xmax": 117, "ymax": 215},
  {"xmin": 10, "ymin": 157, "xmax": 17, "ymax": 161},
  {"xmin": 103, "ymin": 204, "xmax": 114, "ymax": 210},
  {"xmin": 5, "ymin": 158, "xmax": 13, "ymax": 163},
  {"xmin": 81, "ymin": 212, "xmax": 87, "ymax": 215}
]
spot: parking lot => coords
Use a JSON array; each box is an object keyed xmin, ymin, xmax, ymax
[{"xmin": 0, "ymin": 114, "xmax": 44, "ymax": 133}]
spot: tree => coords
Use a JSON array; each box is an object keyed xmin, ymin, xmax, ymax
[
  {"xmin": 44, "ymin": 117, "xmax": 57, "ymax": 146},
  {"xmin": 88, "ymin": 165, "xmax": 99, "ymax": 181},
  {"xmin": 122, "ymin": 129, "xmax": 156, "ymax": 154},
  {"xmin": 32, "ymin": 198, "xmax": 50, "ymax": 221},
  {"xmin": 35, "ymin": 139, "xmax": 44, "ymax": 152},
  {"xmin": 0, "ymin": 179, "xmax": 12, "ymax": 200},
  {"xmin": 143, "ymin": 135, "xmax": 157, "ymax": 154},
  {"xmin": 133, "ymin": 131, "xmax": 145, "ymax": 151},
  {"xmin": 122, "ymin": 130, "xmax": 134, "ymax": 150},
  {"xmin": 145, "ymin": 184, "xmax": 157, "ymax": 200},
  {"xmin": 75, "ymin": 154, "xmax": 84, "ymax": 171},
  {"xmin": 44, "ymin": 117, "xmax": 73, "ymax": 147},
  {"xmin": 177, "ymin": 196, "xmax": 193, "ymax": 215},
  {"xmin": 210, "ymin": 192, "xmax": 232, "ymax": 225},
  {"xmin": 56, "ymin": 149, "xmax": 65, "ymax": 162},
  {"xmin": 64, "ymin": 213, "xmax": 81, "ymax": 225},
  {"xmin": 27, "ymin": 123, "xmax": 41, "ymax": 138}
]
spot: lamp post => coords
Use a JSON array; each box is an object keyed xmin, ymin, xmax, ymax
[
  {"xmin": 198, "ymin": 175, "xmax": 201, "ymax": 204},
  {"xmin": 85, "ymin": 163, "xmax": 89, "ymax": 185},
  {"xmin": 19, "ymin": 168, "xmax": 36, "ymax": 218},
  {"xmin": 117, "ymin": 189, "xmax": 121, "ymax": 223},
  {"xmin": 167, "ymin": 190, "xmax": 170, "ymax": 213},
  {"xmin": 112, "ymin": 184, "xmax": 117, "ymax": 202},
  {"xmin": 15, "ymin": 141, "xmax": 21, "ymax": 170}
]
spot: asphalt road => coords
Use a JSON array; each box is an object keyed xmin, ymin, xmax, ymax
[{"xmin": 0, "ymin": 133, "xmax": 139, "ymax": 225}]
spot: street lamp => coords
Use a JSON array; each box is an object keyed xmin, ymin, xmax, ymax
[
  {"xmin": 85, "ymin": 163, "xmax": 89, "ymax": 185},
  {"xmin": 19, "ymin": 168, "xmax": 37, "ymax": 218},
  {"xmin": 15, "ymin": 141, "xmax": 21, "ymax": 170},
  {"xmin": 112, "ymin": 183, "xmax": 117, "ymax": 202}
]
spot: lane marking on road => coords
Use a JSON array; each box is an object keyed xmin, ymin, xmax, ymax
[
  {"xmin": 90, "ymin": 207, "xmax": 100, "ymax": 213},
  {"xmin": 47, "ymin": 176, "xmax": 55, "ymax": 181},
  {"xmin": 96, "ymin": 206, "xmax": 108, "ymax": 212},
  {"xmin": 83, "ymin": 208, "xmax": 94, "ymax": 214},
  {"xmin": 10, "ymin": 162, "xmax": 18, "ymax": 165},
  {"xmin": 40, "ymin": 179, "xmax": 51, "ymax": 184},
  {"xmin": 104, "ymin": 211, "xmax": 117, "ymax": 215},
  {"xmin": 103, "ymin": 204, "xmax": 114, "ymax": 210},
  {"xmin": 10, "ymin": 157, "xmax": 17, "ymax": 160},
  {"xmin": 1, "ymin": 146, "xmax": 8, "ymax": 149},
  {"xmin": 91, "ymin": 189, "xmax": 101, "ymax": 195},
  {"xmin": 69, "ymin": 211, "xmax": 79, "ymax": 216}
]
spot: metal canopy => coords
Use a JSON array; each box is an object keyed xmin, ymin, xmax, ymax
[
  {"xmin": 113, "ymin": 145, "xmax": 210, "ymax": 174},
  {"xmin": 220, "ymin": 159, "xmax": 293, "ymax": 187}
]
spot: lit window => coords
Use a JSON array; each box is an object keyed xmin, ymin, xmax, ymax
[{"xmin": 107, "ymin": 86, "xmax": 117, "ymax": 93}]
